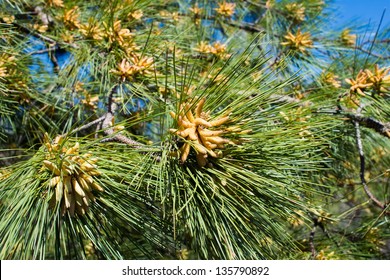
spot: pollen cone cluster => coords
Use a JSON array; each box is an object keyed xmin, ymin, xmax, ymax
[
  {"xmin": 42, "ymin": 134, "xmax": 103, "ymax": 216},
  {"xmin": 169, "ymin": 98, "xmax": 236, "ymax": 167},
  {"xmin": 281, "ymin": 29, "xmax": 313, "ymax": 53},
  {"xmin": 110, "ymin": 53, "xmax": 154, "ymax": 81},
  {"xmin": 345, "ymin": 70, "xmax": 373, "ymax": 96}
]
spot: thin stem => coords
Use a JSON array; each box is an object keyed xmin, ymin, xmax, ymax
[
  {"xmin": 13, "ymin": 22, "xmax": 79, "ymax": 49},
  {"xmin": 361, "ymin": 38, "xmax": 390, "ymax": 46},
  {"xmin": 27, "ymin": 46, "xmax": 59, "ymax": 55},
  {"xmin": 100, "ymin": 85, "xmax": 145, "ymax": 148},
  {"xmin": 63, "ymin": 85, "xmax": 145, "ymax": 148},
  {"xmin": 354, "ymin": 120, "xmax": 389, "ymax": 214},
  {"xmin": 309, "ymin": 225, "xmax": 317, "ymax": 259},
  {"xmin": 13, "ymin": 22, "xmax": 57, "ymax": 45},
  {"xmin": 227, "ymin": 21, "xmax": 264, "ymax": 33},
  {"xmin": 269, "ymin": 50, "xmax": 283, "ymax": 68},
  {"xmin": 70, "ymin": 116, "xmax": 106, "ymax": 135},
  {"xmin": 355, "ymin": 46, "xmax": 390, "ymax": 60},
  {"xmin": 49, "ymin": 51, "xmax": 60, "ymax": 72},
  {"xmin": 315, "ymin": 109, "xmax": 390, "ymax": 139},
  {"xmin": 347, "ymin": 114, "xmax": 390, "ymax": 139}
]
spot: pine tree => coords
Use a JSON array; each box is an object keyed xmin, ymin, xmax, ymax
[{"xmin": 0, "ymin": 0, "xmax": 389, "ymax": 260}]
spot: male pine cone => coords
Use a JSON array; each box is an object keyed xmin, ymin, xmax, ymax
[
  {"xmin": 169, "ymin": 97, "xmax": 239, "ymax": 167},
  {"xmin": 42, "ymin": 135, "xmax": 103, "ymax": 216}
]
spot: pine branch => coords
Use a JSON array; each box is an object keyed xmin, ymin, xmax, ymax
[
  {"xmin": 355, "ymin": 45, "xmax": 390, "ymax": 60},
  {"xmin": 227, "ymin": 21, "xmax": 265, "ymax": 33},
  {"xmin": 268, "ymin": 50, "xmax": 283, "ymax": 68},
  {"xmin": 347, "ymin": 114, "xmax": 390, "ymax": 139},
  {"xmin": 66, "ymin": 86, "xmax": 145, "ymax": 148},
  {"xmin": 309, "ymin": 224, "xmax": 317, "ymax": 259},
  {"xmin": 270, "ymin": 94, "xmax": 301, "ymax": 103},
  {"xmin": 361, "ymin": 38, "xmax": 390, "ymax": 46},
  {"xmin": 316, "ymin": 109, "xmax": 390, "ymax": 139},
  {"xmin": 49, "ymin": 50, "xmax": 60, "ymax": 72},
  {"xmin": 101, "ymin": 87, "xmax": 144, "ymax": 147},
  {"xmin": 354, "ymin": 119, "xmax": 389, "ymax": 215},
  {"xmin": 12, "ymin": 22, "xmax": 78, "ymax": 49},
  {"xmin": 100, "ymin": 86, "xmax": 144, "ymax": 148},
  {"xmin": 27, "ymin": 46, "xmax": 58, "ymax": 55},
  {"xmin": 13, "ymin": 22, "xmax": 56, "ymax": 44},
  {"xmin": 70, "ymin": 116, "xmax": 106, "ymax": 134}
]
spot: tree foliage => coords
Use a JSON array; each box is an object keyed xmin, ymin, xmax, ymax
[{"xmin": 0, "ymin": 0, "xmax": 389, "ymax": 259}]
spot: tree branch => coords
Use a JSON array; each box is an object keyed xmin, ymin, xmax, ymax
[
  {"xmin": 354, "ymin": 120, "xmax": 389, "ymax": 214},
  {"xmin": 361, "ymin": 38, "xmax": 390, "ymax": 46},
  {"xmin": 355, "ymin": 45, "xmax": 390, "ymax": 60},
  {"xmin": 66, "ymin": 85, "xmax": 146, "ymax": 149},
  {"xmin": 347, "ymin": 114, "xmax": 390, "ymax": 139},
  {"xmin": 309, "ymin": 224, "xmax": 317, "ymax": 259},
  {"xmin": 226, "ymin": 21, "xmax": 264, "ymax": 33},
  {"xmin": 268, "ymin": 50, "xmax": 283, "ymax": 68},
  {"xmin": 13, "ymin": 22, "xmax": 57, "ymax": 45},
  {"xmin": 317, "ymin": 109, "xmax": 390, "ymax": 139},
  {"xmin": 12, "ymin": 22, "xmax": 78, "ymax": 49},
  {"xmin": 100, "ymin": 85, "xmax": 145, "ymax": 148},
  {"xmin": 70, "ymin": 116, "xmax": 106, "ymax": 135},
  {"xmin": 49, "ymin": 50, "xmax": 60, "ymax": 72},
  {"xmin": 27, "ymin": 46, "xmax": 59, "ymax": 55},
  {"xmin": 270, "ymin": 94, "xmax": 301, "ymax": 103}
]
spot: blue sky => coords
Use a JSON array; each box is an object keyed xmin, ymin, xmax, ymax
[{"xmin": 334, "ymin": 0, "xmax": 390, "ymax": 26}]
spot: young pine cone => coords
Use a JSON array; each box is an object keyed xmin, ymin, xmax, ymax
[
  {"xmin": 169, "ymin": 98, "xmax": 235, "ymax": 167},
  {"xmin": 42, "ymin": 135, "xmax": 103, "ymax": 216}
]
